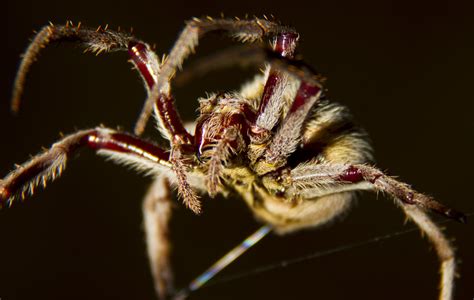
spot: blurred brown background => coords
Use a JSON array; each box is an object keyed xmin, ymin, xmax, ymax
[{"xmin": 1, "ymin": 1, "xmax": 473, "ymax": 299}]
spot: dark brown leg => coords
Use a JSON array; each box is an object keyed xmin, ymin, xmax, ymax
[
  {"xmin": 130, "ymin": 41, "xmax": 200, "ymax": 213},
  {"xmin": 128, "ymin": 42, "xmax": 192, "ymax": 143},
  {"xmin": 400, "ymin": 205, "xmax": 456, "ymax": 300},
  {"xmin": 0, "ymin": 127, "xmax": 170, "ymax": 207},
  {"xmin": 262, "ymin": 82, "xmax": 322, "ymax": 167},
  {"xmin": 13, "ymin": 22, "xmax": 199, "ymax": 213}
]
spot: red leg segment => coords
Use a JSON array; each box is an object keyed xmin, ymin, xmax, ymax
[
  {"xmin": 129, "ymin": 42, "xmax": 193, "ymax": 145},
  {"xmin": 0, "ymin": 128, "xmax": 169, "ymax": 207}
]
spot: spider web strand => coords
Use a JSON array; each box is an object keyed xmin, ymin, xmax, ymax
[{"xmin": 199, "ymin": 213, "xmax": 471, "ymax": 291}]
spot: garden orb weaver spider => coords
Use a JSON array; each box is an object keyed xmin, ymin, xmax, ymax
[{"xmin": 0, "ymin": 17, "xmax": 466, "ymax": 300}]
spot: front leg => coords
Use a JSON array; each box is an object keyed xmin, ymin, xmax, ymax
[
  {"xmin": 11, "ymin": 22, "xmax": 157, "ymax": 112},
  {"xmin": 0, "ymin": 127, "xmax": 170, "ymax": 206},
  {"xmin": 134, "ymin": 17, "xmax": 296, "ymax": 135}
]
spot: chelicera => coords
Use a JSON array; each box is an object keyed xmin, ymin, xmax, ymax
[{"xmin": 0, "ymin": 17, "xmax": 466, "ymax": 300}]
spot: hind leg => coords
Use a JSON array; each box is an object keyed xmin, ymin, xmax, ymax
[
  {"xmin": 400, "ymin": 204, "xmax": 456, "ymax": 300},
  {"xmin": 143, "ymin": 175, "xmax": 174, "ymax": 299}
]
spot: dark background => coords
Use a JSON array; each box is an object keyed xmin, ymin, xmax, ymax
[{"xmin": 1, "ymin": 1, "xmax": 473, "ymax": 299}]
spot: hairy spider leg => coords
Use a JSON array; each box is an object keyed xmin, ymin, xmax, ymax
[
  {"xmin": 257, "ymin": 82, "xmax": 322, "ymax": 174},
  {"xmin": 129, "ymin": 42, "xmax": 192, "ymax": 143},
  {"xmin": 143, "ymin": 175, "xmax": 174, "ymax": 299},
  {"xmin": 245, "ymin": 31, "xmax": 299, "ymax": 166},
  {"xmin": 11, "ymin": 22, "xmax": 139, "ymax": 113},
  {"xmin": 174, "ymin": 225, "xmax": 272, "ymax": 300},
  {"xmin": 0, "ymin": 127, "xmax": 171, "ymax": 206},
  {"xmin": 134, "ymin": 17, "xmax": 296, "ymax": 135},
  {"xmin": 253, "ymin": 32, "xmax": 299, "ymax": 139},
  {"xmin": 244, "ymin": 31, "xmax": 325, "ymax": 173},
  {"xmin": 129, "ymin": 42, "xmax": 200, "ymax": 213},
  {"xmin": 401, "ymin": 206, "xmax": 457, "ymax": 300},
  {"xmin": 285, "ymin": 162, "xmax": 466, "ymax": 300},
  {"xmin": 287, "ymin": 163, "xmax": 466, "ymax": 222}
]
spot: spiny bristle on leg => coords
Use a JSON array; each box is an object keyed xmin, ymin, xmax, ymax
[
  {"xmin": 12, "ymin": 23, "xmax": 133, "ymax": 113},
  {"xmin": 170, "ymin": 149, "xmax": 201, "ymax": 214},
  {"xmin": 0, "ymin": 151, "xmax": 66, "ymax": 207}
]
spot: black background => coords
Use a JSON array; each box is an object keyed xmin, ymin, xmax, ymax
[{"xmin": 1, "ymin": 1, "xmax": 473, "ymax": 299}]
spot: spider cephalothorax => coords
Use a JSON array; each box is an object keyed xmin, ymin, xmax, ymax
[{"xmin": 0, "ymin": 18, "xmax": 466, "ymax": 300}]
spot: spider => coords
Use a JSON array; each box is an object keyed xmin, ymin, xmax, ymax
[{"xmin": 0, "ymin": 17, "xmax": 467, "ymax": 300}]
